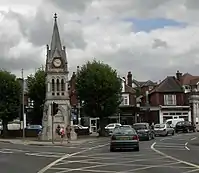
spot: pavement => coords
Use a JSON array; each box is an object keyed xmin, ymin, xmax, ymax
[
  {"xmin": 0, "ymin": 136, "xmax": 100, "ymax": 146},
  {"xmin": 1, "ymin": 133, "xmax": 199, "ymax": 173}
]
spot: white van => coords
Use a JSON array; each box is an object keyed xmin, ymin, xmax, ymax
[{"xmin": 165, "ymin": 118, "xmax": 184, "ymax": 128}]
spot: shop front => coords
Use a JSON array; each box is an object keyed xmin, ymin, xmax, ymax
[{"xmin": 159, "ymin": 106, "xmax": 191, "ymax": 124}]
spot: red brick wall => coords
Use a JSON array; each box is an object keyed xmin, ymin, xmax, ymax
[{"xmin": 149, "ymin": 92, "xmax": 185, "ymax": 106}]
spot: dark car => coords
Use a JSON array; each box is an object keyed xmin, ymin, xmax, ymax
[
  {"xmin": 175, "ymin": 121, "xmax": 196, "ymax": 133},
  {"xmin": 110, "ymin": 126, "xmax": 139, "ymax": 152},
  {"xmin": 132, "ymin": 123, "xmax": 155, "ymax": 141}
]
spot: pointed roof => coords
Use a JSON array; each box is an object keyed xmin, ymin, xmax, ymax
[
  {"xmin": 150, "ymin": 76, "xmax": 183, "ymax": 93},
  {"xmin": 50, "ymin": 13, "xmax": 62, "ymax": 52},
  {"xmin": 133, "ymin": 79, "xmax": 156, "ymax": 87},
  {"xmin": 180, "ymin": 73, "xmax": 199, "ymax": 85}
]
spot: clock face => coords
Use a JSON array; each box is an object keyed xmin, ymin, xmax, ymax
[{"xmin": 53, "ymin": 58, "xmax": 62, "ymax": 67}]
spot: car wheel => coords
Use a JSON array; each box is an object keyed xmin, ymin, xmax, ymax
[
  {"xmin": 147, "ymin": 135, "xmax": 151, "ymax": 141},
  {"xmin": 135, "ymin": 146, "xmax": 139, "ymax": 151},
  {"xmin": 172, "ymin": 131, "xmax": 174, "ymax": 136},
  {"xmin": 110, "ymin": 147, "xmax": 115, "ymax": 152}
]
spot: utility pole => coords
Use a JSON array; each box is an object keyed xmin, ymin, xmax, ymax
[
  {"xmin": 76, "ymin": 66, "xmax": 81, "ymax": 125},
  {"xmin": 21, "ymin": 69, "xmax": 25, "ymax": 139}
]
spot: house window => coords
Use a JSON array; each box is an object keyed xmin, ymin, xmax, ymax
[
  {"xmin": 164, "ymin": 95, "xmax": 176, "ymax": 105},
  {"xmin": 123, "ymin": 95, "xmax": 128, "ymax": 105}
]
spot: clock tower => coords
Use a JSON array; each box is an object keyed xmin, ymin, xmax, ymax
[{"xmin": 42, "ymin": 13, "xmax": 71, "ymax": 140}]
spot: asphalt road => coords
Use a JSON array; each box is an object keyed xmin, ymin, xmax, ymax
[
  {"xmin": 1, "ymin": 133, "xmax": 199, "ymax": 173},
  {"xmin": 0, "ymin": 138, "xmax": 108, "ymax": 173}
]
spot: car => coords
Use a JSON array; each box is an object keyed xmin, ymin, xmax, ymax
[
  {"xmin": 175, "ymin": 121, "xmax": 196, "ymax": 133},
  {"xmin": 165, "ymin": 118, "xmax": 184, "ymax": 128},
  {"xmin": 132, "ymin": 123, "xmax": 155, "ymax": 141},
  {"xmin": 115, "ymin": 125, "xmax": 132, "ymax": 129},
  {"xmin": 154, "ymin": 123, "xmax": 174, "ymax": 136},
  {"xmin": 110, "ymin": 126, "xmax": 139, "ymax": 152},
  {"xmin": 105, "ymin": 123, "xmax": 121, "ymax": 135}
]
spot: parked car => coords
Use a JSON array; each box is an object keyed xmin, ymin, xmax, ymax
[
  {"xmin": 154, "ymin": 123, "xmax": 174, "ymax": 136},
  {"xmin": 132, "ymin": 123, "xmax": 155, "ymax": 141},
  {"xmin": 175, "ymin": 121, "xmax": 196, "ymax": 133},
  {"xmin": 165, "ymin": 118, "xmax": 184, "ymax": 128},
  {"xmin": 105, "ymin": 123, "xmax": 121, "ymax": 135},
  {"xmin": 110, "ymin": 126, "xmax": 139, "ymax": 152},
  {"xmin": 72, "ymin": 125, "xmax": 90, "ymax": 136}
]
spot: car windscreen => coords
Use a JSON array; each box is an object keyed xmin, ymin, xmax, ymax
[
  {"xmin": 113, "ymin": 128, "xmax": 136, "ymax": 135},
  {"xmin": 154, "ymin": 124, "xmax": 165, "ymax": 128},
  {"xmin": 133, "ymin": 124, "xmax": 147, "ymax": 130},
  {"xmin": 107, "ymin": 124, "xmax": 114, "ymax": 128}
]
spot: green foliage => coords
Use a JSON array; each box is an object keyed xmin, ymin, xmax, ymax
[
  {"xmin": 0, "ymin": 70, "xmax": 21, "ymax": 125},
  {"xmin": 27, "ymin": 68, "xmax": 46, "ymax": 124},
  {"xmin": 76, "ymin": 60, "xmax": 122, "ymax": 119}
]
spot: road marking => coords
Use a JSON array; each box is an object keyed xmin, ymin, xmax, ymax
[
  {"xmin": 155, "ymin": 145, "xmax": 184, "ymax": 148},
  {"xmin": 191, "ymin": 137, "xmax": 197, "ymax": 141},
  {"xmin": 2, "ymin": 148, "xmax": 25, "ymax": 152},
  {"xmin": 151, "ymin": 142, "xmax": 199, "ymax": 168},
  {"xmin": 119, "ymin": 161, "xmax": 181, "ymax": 172},
  {"xmin": 0, "ymin": 150, "xmax": 13, "ymax": 154},
  {"xmin": 25, "ymin": 153, "xmax": 64, "ymax": 158},
  {"xmin": 182, "ymin": 168, "xmax": 199, "ymax": 173},
  {"xmin": 37, "ymin": 143, "xmax": 108, "ymax": 173},
  {"xmin": 185, "ymin": 142, "xmax": 190, "ymax": 151},
  {"xmin": 160, "ymin": 137, "xmax": 172, "ymax": 141}
]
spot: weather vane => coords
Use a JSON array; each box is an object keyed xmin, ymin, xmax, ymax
[{"xmin": 54, "ymin": 13, "xmax": 57, "ymax": 20}]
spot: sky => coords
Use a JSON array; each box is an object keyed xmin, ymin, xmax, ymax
[{"xmin": 1, "ymin": 0, "xmax": 199, "ymax": 81}]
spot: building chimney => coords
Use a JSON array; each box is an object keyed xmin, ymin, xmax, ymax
[
  {"xmin": 127, "ymin": 71, "xmax": 132, "ymax": 87},
  {"xmin": 176, "ymin": 70, "xmax": 182, "ymax": 81}
]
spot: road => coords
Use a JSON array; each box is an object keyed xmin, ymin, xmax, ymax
[{"xmin": 1, "ymin": 133, "xmax": 199, "ymax": 173}]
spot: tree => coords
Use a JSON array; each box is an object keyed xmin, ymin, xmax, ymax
[
  {"xmin": 0, "ymin": 70, "xmax": 21, "ymax": 136},
  {"xmin": 26, "ymin": 68, "xmax": 46, "ymax": 125},
  {"xmin": 76, "ymin": 60, "xmax": 122, "ymax": 136}
]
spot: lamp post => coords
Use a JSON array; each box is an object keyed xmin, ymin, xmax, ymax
[
  {"xmin": 136, "ymin": 102, "xmax": 140, "ymax": 123},
  {"xmin": 21, "ymin": 69, "xmax": 25, "ymax": 139}
]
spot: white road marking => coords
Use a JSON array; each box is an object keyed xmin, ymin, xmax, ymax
[
  {"xmin": 37, "ymin": 143, "xmax": 108, "ymax": 173},
  {"xmin": 25, "ymin": 153, "xmax": 64, "ymax": 158},
  {"xmin": 2, "ymin": 148, "xmax": 25, "ymax": 152},
  {"xmin": 118, "ymin": 161, "xmax": 181, "ymax": 172},
  {"xmin": 155, "ymin": 145, "xmax": 184, "ymax": 148},
  {"xmin": 157, "ymin": 142, "xmax": 185, "ymax": 146},
  {"xmin": 151, "ymin": 142, "xmax": 199, "ymax": 168},
  {"xmin": 191, "ymin": 137, "xmax": 197, "ymax": 141},
  {"xmin": 185, "ymin": 142, "xmax": 190, "ymax": 151},
  {"xmin": 0, "ymin": 150, "xmax": 13, "ymax": 154},
  {"xmin": 182, "ymin": 168, "xmax": 199, "ymax": 173},
  {"xmin": 160, "ymin": 137, "xmax": 172, "ymax": 141}
]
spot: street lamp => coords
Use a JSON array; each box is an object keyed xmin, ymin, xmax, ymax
[{"xmin": 136, "ymin": 102, "xmax": 140, "ymax": 123}]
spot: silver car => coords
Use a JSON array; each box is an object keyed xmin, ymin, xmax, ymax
[{"xmin": 154, "ymin": 123, "xmax": 174, "ymax": 136}]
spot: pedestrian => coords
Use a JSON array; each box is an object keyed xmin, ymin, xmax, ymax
[
  {"xmin": 59, "ymin": 126, "xmax": 65, "ymax": 144},
  {"xmin": 56, "ymin": 124, "xmax": 61, "ymax": 135},
  {"xmin": 66, "ymin": 125, "xmax": 72, "ymax": 143}
]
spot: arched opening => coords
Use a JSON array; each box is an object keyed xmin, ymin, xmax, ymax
[
  {"xmin": 57, "ymin": 79, "xmax": 60, "ymax": 91},
  {"xmin": 61, "ymin": 79, "xmax": 65, "ymax": 91},
  {"xmin": 52, "ymin": 79, "xmax": 55, "ymax": 92}
]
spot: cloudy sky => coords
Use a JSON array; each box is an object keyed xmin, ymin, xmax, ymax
[{"xmin": 1, "ymin": 0, "xmax": 199, "ymax": 81}]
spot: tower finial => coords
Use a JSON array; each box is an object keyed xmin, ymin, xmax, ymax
[{"xmin": 54, "ymin": 13, "xmax": 57, "ymax": 20}]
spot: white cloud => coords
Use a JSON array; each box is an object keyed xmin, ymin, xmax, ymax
[{"xmin": 1, "ymin": 0, "xmax": 199, "ymax": 81}]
